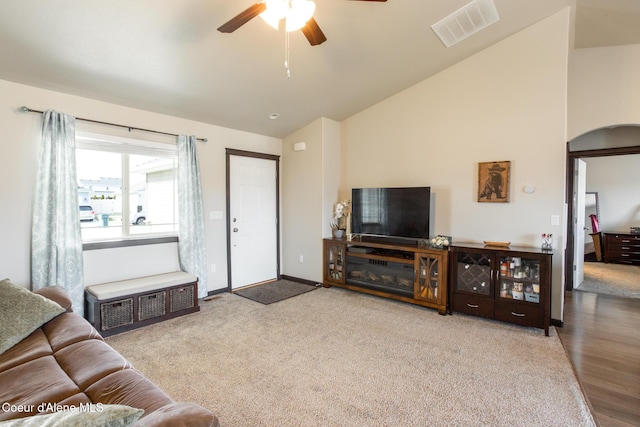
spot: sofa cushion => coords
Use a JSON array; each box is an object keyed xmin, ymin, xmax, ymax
[
  {"xmin": 0, "ymin": 404, "xmax": 143, "ymax": 426},
  {"xmin": 32, "ymin": 285, "xmax": 73, "ymax": 312},
  {"xmin": 42, "ymin": 312, "xmax": 103, "ymax": 353},
  {"xmin": 85, "ymin": 369, "xmax": 173, "ymax": 414},
  {"xmin": 55, "ymin": 392, "xmax": 93, "ymax": 409},
  {"xmin": 86, "ymin": 272, "xmax": 197, "ymax": 300},
  {"xmin": 0, "ymin": 279, "xmax": 66, "ymax": 355},
  {"xmin": 0, "ymin": 329, "xmax": 52, "ymax": 374},
  {"xmin": 55, "ymin": 339, "xmax": 132, "ymax": 391},
  {"xmin": 0, "ymin": 356, "xmax": 81, "ymax": 421}
]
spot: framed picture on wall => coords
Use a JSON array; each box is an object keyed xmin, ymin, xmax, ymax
[{"xmin": 478, "ymin": 161, "xmax": 510, "ymax": 203}]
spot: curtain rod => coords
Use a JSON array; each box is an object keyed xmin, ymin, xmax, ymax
[{"xmin": 19, "ymin": 106, "xmax": 208, "ymax": 143}]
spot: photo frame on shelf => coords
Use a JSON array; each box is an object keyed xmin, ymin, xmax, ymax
[{"xmin": 478, "ymin": 161, "xmax": 510, "ymax": 203}]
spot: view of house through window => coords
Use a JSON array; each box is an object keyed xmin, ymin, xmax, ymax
[{"xmin": 76, "ymin": 133, "xmax": 178, "ymax": 241}]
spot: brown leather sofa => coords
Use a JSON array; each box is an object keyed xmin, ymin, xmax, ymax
[{"xmin": 0, "ymin": 286, "xmax": 218, "ymax": 426}]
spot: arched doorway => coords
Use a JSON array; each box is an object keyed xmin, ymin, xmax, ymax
[{"xmin": 565, "ymin": 125, "xmax": 640, "ymax": 291}]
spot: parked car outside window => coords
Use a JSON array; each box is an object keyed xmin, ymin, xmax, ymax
[
  {"xmin": 79, "ymin": 205, "xmax": 95, "ymax": 221},
  {"xmin": 131, "ymin": 210, "xmax": 146, "ymax": 225}
]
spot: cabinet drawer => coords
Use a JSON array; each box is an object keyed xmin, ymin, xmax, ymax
[
  {"xmin": 99, "ymin": 298, "xmax": 134, "ymax": 332},
  {"xmin": 606, "ymin": 247, "xmax": 640, "ymax": 265},
  {"xmin": 452, "ymin": 293, "xmax": 494, "ymax": 319},
  {"xmin": 495, "ymin": 301, "xmax": 543, "ymax": 329},
  {"xmin": 138, "ymin": 290, "xmax": 166, "ymax": 321},
  {"xmin": 607, "ymin": 247, "xmax": 640, "ymax": 256},
  {"xmin": 605, "ymin": 234, "xmax": 640, "ymax": 244},
  {"xmin": 170, "ymin": 284, "xmax": 196, "ymax": 313}
]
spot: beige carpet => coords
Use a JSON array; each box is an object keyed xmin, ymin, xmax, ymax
[
  {"xmin": 106, "ymin": 288, "xmax": 595, "ymax": 427},
  {"xmin": 576, "ymin": 262, "xmax": 640, "ymax": 299}
]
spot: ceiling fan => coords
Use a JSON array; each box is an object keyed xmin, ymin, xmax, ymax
[{"xmin": 217, "ymin": 0, "xmax": 387, "ymax": 46}]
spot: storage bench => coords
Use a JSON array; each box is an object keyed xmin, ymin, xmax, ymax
[{"xmin": 85, "ymin": 271, "xmax": 199, "ymax": 336}]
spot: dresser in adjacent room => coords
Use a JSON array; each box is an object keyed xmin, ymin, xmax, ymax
[{"xmin": 602, "ymin": 232, "xmax": 640, "ymax": 265}]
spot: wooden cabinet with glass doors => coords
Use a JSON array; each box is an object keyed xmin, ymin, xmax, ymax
[
  {"xmin": 323, "ymin": 238, "xmax": 346, "ymax": 286},
  {"xmin": 322, "ymin": 238, "xmax": 449, "ymax": 314},
  {"xmin": 450, "ymin": 243, "xmax": 552, "ymax": 335}
]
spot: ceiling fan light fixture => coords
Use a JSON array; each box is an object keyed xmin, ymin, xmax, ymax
[
  {"xmin": 259, "ymin": 0, "xmax": 316, "ymax": 32},
  {"xmin": 260, "ymin": 0, "xmax": 287, "ymax": 29},
  {"xmin": 285, "ymin": 0, "xmax": 315, "ymax": 32}
]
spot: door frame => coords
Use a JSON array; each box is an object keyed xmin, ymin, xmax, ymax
[
  {"xmin": 572, "ymin": 158, "xmax": 587, "ymax": 289},
  {"xmin": 565, "ymin": 144, "xmax": 640, "ymax": 291},
  {"xmin": 225, "ymin": 148, "xmax": 281, "ymax": 291}
]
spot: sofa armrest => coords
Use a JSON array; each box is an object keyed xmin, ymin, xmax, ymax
[
  {"xmin": 134, "ymin": 403, "xmax": 218, "ymax": 427},
  {"xmin": 32, "ymin": 286, "xmax": 74, "ymax": 312}
]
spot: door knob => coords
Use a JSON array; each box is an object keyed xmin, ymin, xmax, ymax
[{"xmin": 233, "ymin": 228, "xmax": 239, "ymax": 232}]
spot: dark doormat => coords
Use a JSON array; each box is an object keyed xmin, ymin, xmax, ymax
[{"xmin": 234, "ymin": 280, "xmax": 318, "ymax": 305}]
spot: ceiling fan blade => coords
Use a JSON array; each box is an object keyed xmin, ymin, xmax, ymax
[
  {"xmin": 301, "ymin": 17, "xmax": 327, "ymax": 46},
  {"xmin": 217, "ymin": 3, "xmax": 267, "ymax": 33}
]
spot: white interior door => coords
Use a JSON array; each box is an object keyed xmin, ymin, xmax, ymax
[
  {"xmin": 573, "ymin": 158, "xmax": 587, "ymax": 288},
  {"xmin": 229, "ymin": 155, "xmax": 278, "ymax": 289}
]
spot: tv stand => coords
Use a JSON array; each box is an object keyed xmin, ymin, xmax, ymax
[{"xmin": 323, "ymin": 238, "xmax": 449, "ymax": 314}]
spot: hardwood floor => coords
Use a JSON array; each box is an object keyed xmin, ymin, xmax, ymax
[{"xmin": 557, "ymin": 291, "xmax": 640, "ymax": 427}]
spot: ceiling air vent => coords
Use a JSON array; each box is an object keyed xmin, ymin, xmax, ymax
[{"xmin": 431, "ymin": 0, "xmax": 499, "ymax": 48}]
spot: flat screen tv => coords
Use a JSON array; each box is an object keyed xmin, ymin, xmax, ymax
[{"xmin": 351, "ymin": 187, "xmax": 431, "ymax": 241}]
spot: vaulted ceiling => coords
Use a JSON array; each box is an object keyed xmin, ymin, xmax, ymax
[{"xmin": 0, "ymin": 0, "xmax": 638, "ymax": 138}]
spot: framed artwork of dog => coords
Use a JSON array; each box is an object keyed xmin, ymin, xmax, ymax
[{"xmin": 478, "ymin": 161, "xmax": 510, "ymax": 203}]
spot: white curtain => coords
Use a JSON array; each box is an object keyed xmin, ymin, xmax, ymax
[
  {"xmin": 32, "ymin": 110, "xmax": 85, "ymax": 315},
  {"xmin": 177, "ymin": 135, "xmax": 208, "ymax": 298}
]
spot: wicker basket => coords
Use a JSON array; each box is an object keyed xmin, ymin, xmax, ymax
[
  {"xmin": 170, "ymin": 285, "xmax": 195, "ymax": 313},
  {"xmin": 138, "ymin": 291, "xmax": 166, "ymax": 321},
  {"xmin": 100, "ymin": 298, "xmax": 134, "ymax": 331}
]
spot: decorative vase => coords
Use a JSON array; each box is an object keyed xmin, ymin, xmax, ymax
[
  {"xmin": 541, "ymin": 234, "xmax": 553, "ymax": 250},
  {"xmin": 333, "ymin": 229, "xmax": 344, "ymax": 239}
]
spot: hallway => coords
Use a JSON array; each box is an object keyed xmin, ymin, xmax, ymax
[{"xmin": 557, "ymin": 291, "xmax": 640, "ymax": 426}]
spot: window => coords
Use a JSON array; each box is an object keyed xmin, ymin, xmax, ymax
[{"xmin": 76, "ymin": 132, "xmax": 178, "ymax": 241}]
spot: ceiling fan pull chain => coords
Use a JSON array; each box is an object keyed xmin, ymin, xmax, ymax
[{"xmin": 284, "ymin": 29, "xmax": 291, "ymax": 78}]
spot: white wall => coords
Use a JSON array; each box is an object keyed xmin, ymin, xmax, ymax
[
  {"xmin": 0, "ymin": 79, "xmax": 281, "ymax": 292},
  {"xmin": 322, "ymin": 118, "xmax": 342, "ymax": 240},
  {"xmin": 281, "ymin": 117, "xmax": 340, "ymax": 282},
  {"xmin": 83, "ymin": 243, "xmax": 180, "ymax": 286},
  {"xmin": 568, "ymin": 44, "xmax": 640, "ymax": 140},
  {"xmin": 341, "ymin": 9, "xmax": 571, "ymax": 320},
  {"xmin": 585, "ymin": 154, "xmax": 640, "ymax": 232}
]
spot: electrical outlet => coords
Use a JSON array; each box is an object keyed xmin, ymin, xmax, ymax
[
  {"xmin": 299, "ymin": 255, "xmax": 304, "ymax": 263},
  {"xmin": 211, "ymin": 264, "xmax": 216, "ymax": 273}
]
